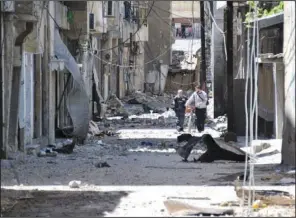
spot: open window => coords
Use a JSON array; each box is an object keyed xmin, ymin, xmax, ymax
[
  {"xmin": 138, "ymin": 6, "xmax": 147, "ymax": 26},
  {"xmin": 103, "ymin": 1, "xmax": 115, "ymax": 17}
]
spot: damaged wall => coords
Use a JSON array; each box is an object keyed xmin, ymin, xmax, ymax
[
  {"xmin": 165, "ymin": 71, "xmax": 198, "ymax": 93},
  {"xmin": 144, "ymin": 1, "xmax": 173, "ymax": 94}
]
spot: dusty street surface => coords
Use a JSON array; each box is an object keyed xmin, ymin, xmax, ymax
[{"xmin": 1, "ymin": 110, "xmax": 295, "ymax": 217}]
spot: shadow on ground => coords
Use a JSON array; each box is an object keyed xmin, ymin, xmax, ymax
[{"xmin": 1, "ymin": 188, "xmax": 130, "ymax": 217}]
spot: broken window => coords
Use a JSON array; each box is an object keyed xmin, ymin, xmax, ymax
[{"xmin": 124, "ymin": 1, "xmax": 131, "ymax": 20}]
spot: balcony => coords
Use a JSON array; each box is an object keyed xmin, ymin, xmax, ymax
[
  {"xmin": 121, "ymin": 1, "xmax": 149, "ymax": 42},
  {"xmin": 88, "ymin": 1, "xmax": 107, "ymax": 35}
]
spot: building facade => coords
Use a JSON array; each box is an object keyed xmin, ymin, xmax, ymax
[{"xmin": 0, "ymin": 0, "xmax": 150, "ymax": 158}]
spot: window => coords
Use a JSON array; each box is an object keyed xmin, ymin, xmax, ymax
[
  {"xmin": 124, "ymin": 1, "xmax": 131, "ymax": 20},
  {"xmin": 103, "ymin": 1, "xmax": 114, "ymax": 17},
  {"xmin": 107, "ymin": 1, "xmax": 112, "ymax": 15}
]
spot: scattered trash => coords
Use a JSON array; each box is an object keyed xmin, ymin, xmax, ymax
[
  {"xmin": 218, "ymin": 201, "xmax": 240, "ymax": 207},
  {"xmin": 163, "ymin": 200, "xmax": 234, "ymax": 216},
  {"xmin": 106, "ymin": 94, "xmax": 129, "ymax": 117},
  {"xmin": 141, "ymin": 141, "xmax": 153, "ymax": 146},
  {"xmin": 235, "ymin": 177, "xmax": 295, "ymax": 206},
  {"xmin": 97, "ymin": 140, "xmax": 103, "ymax": 145},
  {"xmin": 167, "ymin": 197, "xmax": 211, "ymax": 201},
  {"xmin": 25, "ymin": 144, "xmax": 40, "ymax": 156},
  {"xmin": 37, "ymin": 148, "xmax": 57, "ymax": 157},
  {"xmin": 47, "ymin": 161, "xmax": 57, "ymax": 164},
  {"xmin": 95, "ymin": 162, "xmax": 111, "ymax": 168},
  {"xmin": 252, "ymin": 200, "xmax": 267, "ymax": 210},
  {"xmin": 69, "ymin": 180, "xmax": 81, "ymax": 188},
  {"xmin": 52, "ymin": 139, "xmax": 76, "ymax": 154},
  {"xmin": 88, "ymin": 120, "xmax": 101, "ymax": 136}
]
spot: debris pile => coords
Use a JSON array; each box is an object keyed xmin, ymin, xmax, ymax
[
  {"xmin": 125, "ymin": 91, "xmax": 171, "ymax": 113},
  {"xmin": 69, "ymin": 180, "xmax": 81, "ymax": 188},
  {"xmin": 105, "ymin": 94, "xmax": 129, "ymax": 117}
]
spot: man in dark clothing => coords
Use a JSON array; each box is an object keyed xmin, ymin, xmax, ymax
[
  {"xmin": 173, "ymin": 90, "xmax": 188, "ymax": 132},
  {"xmin": 181, "ymin": 26, "xmax": 186, "ymax": 38}
]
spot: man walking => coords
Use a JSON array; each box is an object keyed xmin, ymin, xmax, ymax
[
  {"xmin": 173, "ymin": 90, "xmax": 187, "ymax": 132},
  {"xmin": 185, "ymin": 85, "xmax": 208, "ymax": 132}
]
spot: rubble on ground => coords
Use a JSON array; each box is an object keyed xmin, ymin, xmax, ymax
[
  {"xmin": 234, "ymin": 177, "xmax": 295, "ymax": 206},
  {"xmin": 95, "ymin": 161, "xmax": 111, "ymax": 168},
  {"xmin": 223, "ymin": 132, "xmax": 238, "ymax": 142},
  {"xmin": 37, "ymin": 148, "xmax": 58, "ymax": 157},
  {"xmin": 105, "ymin": 94, "xmax": 129, "ymax": 117},
  {"xmin": 124, "ymin": 91, "xmax": 172, "ymax": 113},
  {"xmin": 164, "ymin": 199, "xmax": 234, "ymax": 216},
  {"xmin": 69, "ymin": 180, "xmax": 81, "ymax": 188}
]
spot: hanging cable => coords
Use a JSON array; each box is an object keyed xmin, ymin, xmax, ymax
[
  {"xmin": 242, "ymin": 1, "xmax": 252, "ymax": 213},
  {"xmin": 242, "ymin": 2, "xmax": 260, "ymax": 216},
  {"xmin": 206, "ymin": 1, "xmax": 228, "ymax": 61},
  {"xmin": 96, "ymin": 1, "xmax": 155, "ymax": 52}
]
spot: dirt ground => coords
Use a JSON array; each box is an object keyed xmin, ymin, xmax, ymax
[{"xmin": 1, "ymin": 117, "xmax": 295, "ymax": 217}]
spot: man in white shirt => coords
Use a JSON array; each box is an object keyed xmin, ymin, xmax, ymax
[{"xmin": 185, "ymin": 85, "xmax": 208, "ymax": 132}]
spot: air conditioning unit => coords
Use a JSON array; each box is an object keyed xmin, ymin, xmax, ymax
[{"xmin": 1, "ymin": 0, "xmax": 15, "ymax": 12}]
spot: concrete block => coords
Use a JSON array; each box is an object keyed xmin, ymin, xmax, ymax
[{"xmin": 25, "ymin": 144, "xmax": 41, "ymax": 156}]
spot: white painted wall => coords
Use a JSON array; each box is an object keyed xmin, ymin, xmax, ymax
[
  {"xmin": 87, "ymin": 1, "xmax": 107, "ymax": 33},
  {"xmin": 171, "ymin": 1, "xmax": 200, "ymax": 18}
]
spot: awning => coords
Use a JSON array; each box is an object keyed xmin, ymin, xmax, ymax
[{"xmin": 54, "ymin": 28, "xmax": 90, "ymax": 139}]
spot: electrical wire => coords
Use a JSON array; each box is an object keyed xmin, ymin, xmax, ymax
[
  {"xmin": 242, "ymin": 2, "xmax": 260, "ymax": 216},
  {"xmin": 91, "ymin": 44, "xmax": 171, "ymax": 68},
  {"xmin": 90, "ymin": 2, "xmax": 179, "ymax": 69},
  {"xmin": 152, "ymin": 3, "xmax": 206, "ymax": 32},
  {"xmin": 96, "ymin": 1, "xmax": 155, "ymax": 52},
  {"xmin": 206, "ymin": 1, "xmax": 228, "ymax": 61},
  {"xmin": 242, "ymin": 3, "xmax": 251, "ymax": 214}
]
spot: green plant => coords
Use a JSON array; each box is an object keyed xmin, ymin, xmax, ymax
[{"xmin": 244, "ymin": 1, "xmax": 284, "ymax": 26}]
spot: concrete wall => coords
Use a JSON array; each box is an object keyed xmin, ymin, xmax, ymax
[
  {"xmin": 144, "ymin": 1, "xmax": 173, "ymax": 90},
  {"xmin": 171, "ymin": 1, "xmax": 200, "ymax": 18},
  {"xmin": 282, "ymin": 1, "xmax": 295, "ymax": 166},
  {"xmin": 165, "ymin": 71, "xmax": 197, "ymax": 93},
  {"xmin": 19, "ymin": 52, "xmax": 34, "ymax": 146},
  {"xmin": 211, "ymin": 2, "xmax": 226, "ymax": 117},
  {"xmin": 134, "ymin": 42, "xmax": 145, "ymax": 91}
]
